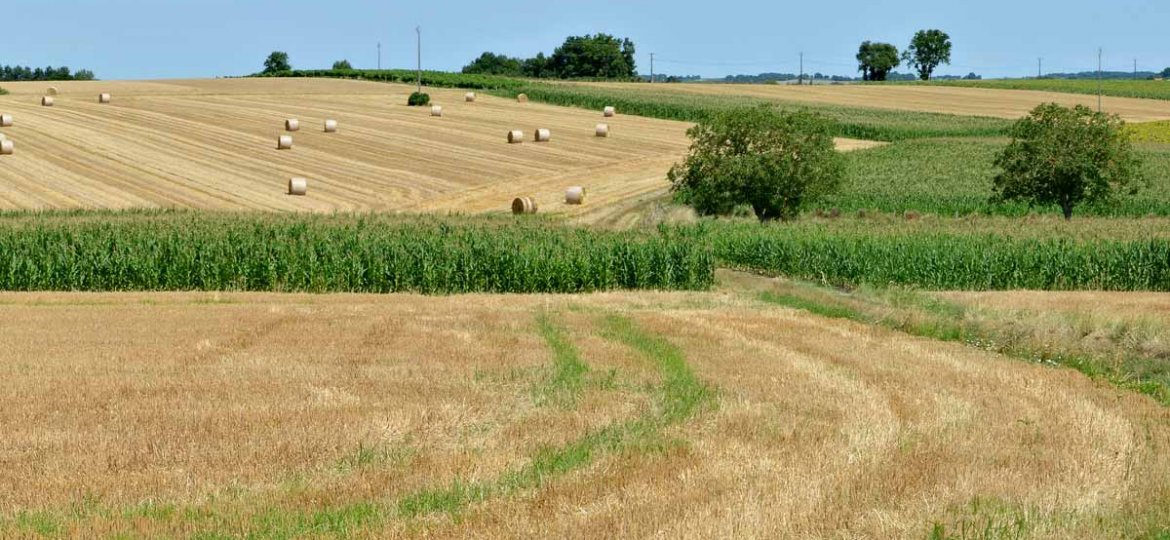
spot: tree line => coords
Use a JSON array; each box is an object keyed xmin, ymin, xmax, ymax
[
  {"xmin": 462, "ymin": 34, "xmax": 637, "ymax": 79},
  {"xmin": 0, "ymin": 65, "xmax": 96, "ymax": 81}
]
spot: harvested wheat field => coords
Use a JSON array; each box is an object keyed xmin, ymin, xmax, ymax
[
  {"xmin": 577, "ymin": 81, "xmax": 1170, "ymax": 122},
  {"xmin": 0, "ymin": 287, "xmax": 1166, "ymax": 538}
]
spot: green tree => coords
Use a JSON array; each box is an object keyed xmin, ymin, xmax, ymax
[
  {"xmin": 332, "ymin": 59, "xmax": 353, "ymax": 70},
  {"xmin": 1161, "ymin": 67, "xmax": 1170, "ymax": 79},
  {"xmin": 856, "ymin": 41, "xmax": 900, "ymax": 81},
  {"xmin": 263, "ymin": 51, "xmax": 291, "ymax": 74},
  {"xmin": 902, "ymin": 30, "xmax": 952, "ymax": 80},
  {"xmin": 521, "ymin": 53, "xmax": 551, "ymax": 78},
  {"xmin": 668, "ymin": 106, "xmax": 844, "ymax": 221},
  {"xmin": 461, "ymin": 52, "xmax": 524, "ymax": 76},
  {"xmin": 993, "ymin": 103, "xmax": 1143, "ymax": 220},
  {"xmin": 548, "ymin": 34, "xmax": 637, "ymax": 78},
  {"xmin": 74, "ymin": 69, "xmax": 95, "ymax": 81}
]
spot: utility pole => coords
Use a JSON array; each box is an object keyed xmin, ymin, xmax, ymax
[
  {"xmin": 799, "ymin": 51, "xmax": 804, "ymax": 86},
  {"xmin": 416, "ymin": 26, "xmax": 422, "ymax": 94},
  {"xmin": 1037, "ymin": 58, "xmax": 1042, "ymax": 79},
  {"xmin": 1097, "ymin": 48, "xmax": 1103, "ymax": 113},
  {"xmin": 1134, "ymin": 58, "xmax": 1138, "ymax": 80},
  {"xmin": 650, "ymin": 53, "xmax": 655, "ymax": 83},
  {"xmin": 377, "ymin": 42, "xmax": 382, "ymax": 70}
]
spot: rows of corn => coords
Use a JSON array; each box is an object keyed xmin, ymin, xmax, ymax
[{"xmin": 0, "ymin": 213, "xmax": 713, "ymax": 294}]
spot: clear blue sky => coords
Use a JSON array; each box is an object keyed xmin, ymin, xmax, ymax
[{"xmin": 4, "ymin": 0, "xmax": 1168, "ymax": 80}]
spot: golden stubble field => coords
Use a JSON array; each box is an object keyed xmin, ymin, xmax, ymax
[
  {"xmin": 577, "ymin": 81, "xmax": 1170, "ymax": 121},
  {"xmin": 0, "ymin": 286, "xmax": 1166, "ymax": 538},
  {"xmin": 0, "ymin": 78, "xmax": 875, "ymax": 222}
]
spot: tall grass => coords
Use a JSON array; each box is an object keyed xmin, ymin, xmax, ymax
[
  {"xmin": 702, "ymin": 220, "xmax": 1170, "ymax": 291},
  {"xmin": 0, "ymin": 213, "xmax": 714, "ymax": 294}
]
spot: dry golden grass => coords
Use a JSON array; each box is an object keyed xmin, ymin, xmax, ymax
[
  {"xmin": 0, "ymin": 78, "xmax": 876, "ymax": 222},
  {"xmin": 0, "ymin": 290, "xmax": 1166, "ymax": 538},
  {"xmin": 576, "ymin": 81, "xmax": 1170, "ymax": 122}
]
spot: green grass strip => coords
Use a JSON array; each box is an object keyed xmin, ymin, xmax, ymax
[
  {"xmin": 395, "ymin": 313, "xmax": 711, "ymax": 519},
  {"xmin": 533, "ymin": 311, "xmax": 590, "ymax": 407}
]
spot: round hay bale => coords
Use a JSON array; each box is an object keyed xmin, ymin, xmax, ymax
[
  {"xmin": 98, "ymin": 93, "xmax": 111, "ymax": 104},
  {"xmin": 41, "ymin": 96, "xmax": 54, "ymax": 107},
  {"xmin": 47, "ymin": 87, "xmax": 58, "ymax": 96},
  {"xmin": 534, "ymin": 128, "xmax": 551, "ymax": 143},
  {"xmin": 285, "ymin": 119, "xmax": 300, "ymax": 132},
  {"xmin": 517, "ymin": 93, "xmax": 528, "ymax": 103},
  {"xmin": 511, "ymin": 196, "xmax": 538, "ymax": 215},
  {"xmin": 324, "ymin": 119, "xmax": 338, "ymax": 133},
  {"xmin": 507, "ymin": 130, "xmax": 524, "ymax": 144},
  {"xmin": 465, "ymin": 92, "xmax": 476, "ymax": 102},
  {"xmin": 565, "ymin": 186, "xmax": 586, "ymax": 205},
  {"xmin": 0, "ymin": 140, "xmax": 13, "ymax": 155},
  {"xmin": 288, "ymin": 177, "xmax": 308, "ymax": 196},
  {"xmin": 0, "ymin": 114, "xmax": 11, "ymax": 127},
  {"xmin": 603, "ymin": 106, "xmax": 615, "ymax": 117},
  {"xmin": 431, "ymin": 105, "xmax": 443, "ymax": 117},
  {"xmin": 277, "ymin": 135, "xmax": 293, "ymax": 150},
  {"xmin": 595, "ymin": 123, "xmax": 610, "ymax": 137}
]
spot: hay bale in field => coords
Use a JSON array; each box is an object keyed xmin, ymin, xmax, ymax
[
  {"xmin": 465, "ymin": 92, "xmax": 476, "ymax": 102},
  {"xmin": 98, "ymin": 93, "xmax": 111, "ymax": 104},
  {"xmin": 47, "ymin": 87, "xmax": 58, "ymax": 96},
  {"xmin": 324, "ymin": 119, "xmax": 338, "ymax": 133},
  {"xmin": 565, "ymin": 186, "xmax": 586, "ymax": 205},
  {"xmin": 288, "ymin": 177, "xmax": 308, "ymax": 196},
  {"xmin": 431, "ymin": 105, "xmax": 443, "ymax": 117},
  {"xmin": 511, "ymin": 196, "xmax": 538, "ymax": 214},
  {"xmin": 517, "ymin": 93, "xmax": 528, "ymax": 103},
  {"xmin": 277, "ymin": 135, "xmax": 293, "ymax": 150},
  {"xmin": 507, "ymin": 130, "xmax": 524, "ymax": 144},
  {"xmin": 595, "ymin": 123, "xmax": 610, "ymax": 137},
  {"xmin": 0, "ymin": 114, "xmax": 11, "ymax": 127},
  {"xmin": 285, "ymin": 119, "xmax": 300, "ymax": 132},
  {"xmin": 534, "ymin": 128, "xmax": 551, "ymax": 142},
  {"xmin": 0, "ymin": 140, "xmax": 13, "ymax": 155},
  {"xmin": 41, "ymin": 96, "xmax": 54, "ymax": 107},
  {"xmin": 603, "ymin": 106, "xmax": 615, "ymax": 117}
]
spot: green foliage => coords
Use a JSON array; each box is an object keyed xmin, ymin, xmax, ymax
[
  {"xmin": 263, "ymin": 51, "xmax": 291, "ymax": 74},
  {"xmin": 994, "ymin": 103, "xmax": 1143, "ymax": 219},
  {"xmin": 331, "ymin": 59, "xmax": 352, "ymax": 70},
  {"xmin": 668, "ymin": 107, "xmax": 844, "ymax": 221},
  {"xmin": 0, "ymin": 213, "xmax": 714, "ymax": 294},
  {"xmin": 903, "ymin": 29, "xmax": 953, "ymax": 81},
  {"xmin": 856, "ymin": 41, "xmax": 900, "ymax": 81},
  {"xmin": 0, "ymin": 87, "xmax": 7, "ymax": 95},
  {"xmin": 407, "ymin": 91, "xmax": 430, "ymax": 106},
  {"xmin": 462, "ymin": 52, "xmax": 524, "ymax": 76},
  {"xmin": 258, "ymin": 68, "xmax": 528, "ymax": 91},
  {"xmin": 704, "ymin": 219, "xmax": 1170, "ymax": 290},
  {"xmin": 0, "ymin": 65, "xmax": 95, "ymax": 81},
  {"xmin": 549, "ymin": 34, "xmax": 637, "ymax": 78}
]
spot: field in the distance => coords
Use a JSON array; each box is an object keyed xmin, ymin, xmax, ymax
[
  {"xmin": 1, "ymin": 286, "xmax": 1167, "ymax": 538},
  {"xmin": 0, "ymin": 78, "xmax": 877, "ymax": 219},
  {"xmin": 575, "ymin": 80, "xmax": 1170, "ymax": 121}
]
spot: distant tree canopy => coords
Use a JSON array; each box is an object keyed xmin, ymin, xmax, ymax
[
  {"xmin": 856, "ymin": 41, "xmax": 900, "ymax": 81},
  {"xmin": 0, "ymin": 65, "xmax": 96, "ymax": 81},
  {"xmin": 263, "ymin": 51, "xmax": 291, "ymax": 74},
  {"xmin": 461, "ymin": 34, "xmax": 636, "ymax": 79},
  {"xmin": 903, "ymin": 29, "xmax": 952, "ymax": 81},
  {"xmin": 1162, "ymin": 67, "xmax": 1170, "ymax": 79},
  {"xmin": 332, "ymin": 59, "xmax": 353, "ymax": 70}
]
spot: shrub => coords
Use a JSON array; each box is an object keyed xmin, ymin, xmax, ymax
[
  {"xmin": 993, "ymin": 103, "xmax": 1144, "ymax": 219},
  {"xmin": 408, "ymin": 91, "xmax": 431, "ymax": 106},
  {"xmin": 668, "ymin": 106, "xmax": 844, "ymax": 221}
]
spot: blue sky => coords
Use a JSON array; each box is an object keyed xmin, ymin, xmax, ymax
[{"xmin": 3, "ymin": 0, "xmax": 1168, "ymax": 80}]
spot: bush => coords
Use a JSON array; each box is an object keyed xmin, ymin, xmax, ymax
[
  {"xmin": 993, "ymin": 103, "xmax": 1144, "ymax": 219},
  {"xmin": 407, "ymin": 91, "xmax": 431, "ymax": 106},
  {"xmin": 668, "ymin": 106, "xmax": 845, "ymax": 221}
]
